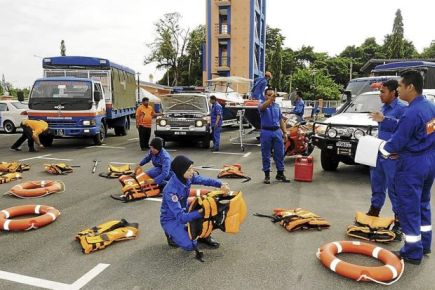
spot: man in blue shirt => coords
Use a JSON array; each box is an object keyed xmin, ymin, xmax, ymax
[
  {"xmin": 251, "ymin": 71, "xmax": 272, "ymax": 102},
  {"xmin": 369, "ymin": 80, "xmax": 407, "ymax": 237},
  {"xmin": 210, "ymin": 95, "xmax": 223, "ymax": 152},
  {"xmin": 259, "ymin": 87, "xmax": 290, "ymax": 184},
  {"xmin": 379, "ymin": 70, "xmax": 435, "ymax": 265},
  {"xmin": 292, "ymin": 91, "xmax": 305, "ymax": 122},
  {"xmin": 136, "ymin": 137, "xmax": 173, "ymax": 188},
  {"xmin": 160, "ymin": 155, "xmax": 230, "ymax": 258}
]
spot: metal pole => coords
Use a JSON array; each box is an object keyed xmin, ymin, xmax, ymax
[
  {"xmin": 136, "ymin": 72, "xmax": 141, "ymax": 103},
  {"xmin": 349, "ymin": 61, "xmax": 353, "ymax": 81}
]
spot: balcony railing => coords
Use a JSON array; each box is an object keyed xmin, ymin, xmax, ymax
[
  {"xmin": 214, "ymin": 24, "xmax": 230, "ymax": 38},
  {"xmin": 215, "ymin": 56, "xmax": 230, "ymax": 71}
]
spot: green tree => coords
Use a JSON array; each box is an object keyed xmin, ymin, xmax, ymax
[
  {"xmin": 265, "ymin": 26, "xmax": 285, "ymax": 90},
  {"xmin": 292, "ymin": 68, "xmax": 342, "ymax": 100},
  {"xmin": 270, "ymin": 36, "xmax": 283, "ymax": 89},
  {"xmin": 383, "ymin": 9, "xmax": 417, "ymax": 58},
  {"xmin": 421, "ymin": 43, "xmax": 435, "ymax": 58},
  {"xmin": 60, "ymin": 40, "xmax": 66, "ymax": 56},
  {"xmin": 145, "ymin": 13, "xmax": 190, "ymax": 86},
  {"xmin": 181, "ymin": 25, "xmax": 206, "ymax": 86}
]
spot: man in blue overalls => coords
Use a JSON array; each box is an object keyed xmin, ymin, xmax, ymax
[
  {"xmin": 259, "ymin": 87, "xmax": 290, "ymax": 184},
  {"xmin": 210, "ymin": 95, "xmax": 223, "ymax": 152},
  {"xmin": 136, "ymin": 137, "xmax": 173, "ymax": 188},
  {"xmin": 160, "ymin": 155, "xmax": 230, "ymax": 260},
  {"xmin": 292, "ymin": 91, "xmax": 305, "ymax": 122},
  {"xmin": 379, "ymin": 70, "xmax": 435, "ymax": 265},
  {"xmin": 369, "ymin": 80, "xmax": 407, "ymax": 238},
  {"xmin": 251, "ymin": 71, "xmax": 272, "ymax": 102}
]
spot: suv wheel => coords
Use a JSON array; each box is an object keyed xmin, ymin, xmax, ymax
[
  {"xmin": 201, "ymin": 136, "xmax": 211, "ymax": 149},
  {"xmin": 320, "ymin": 149, "xmax": 339, "ymax": 171}
]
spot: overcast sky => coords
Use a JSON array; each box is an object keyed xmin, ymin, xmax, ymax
[{"xmin": 1, "ymin": 0, "xmax": 434, "ymax": 88}]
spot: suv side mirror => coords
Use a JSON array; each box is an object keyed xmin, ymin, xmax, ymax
[
  {"xmin": 94, "ymin": 91, "xmax": 101, "ymax": 102},
  {"xmin": 344, "ymin": 90, "xmax": 352, "ymax": 102}
]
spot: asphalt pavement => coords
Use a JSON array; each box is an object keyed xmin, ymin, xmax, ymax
[{"xmin": 0, "ymin": 125, "xmax": 433, "ymax": 290}]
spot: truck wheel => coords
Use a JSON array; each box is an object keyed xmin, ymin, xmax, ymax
[
  {"xmin": 3, "ymin": 120, "xmax": 16, "ymax": 133},
  {"xmin": 93, "ymin": 123, "xmax": 106, "ymax": 145},
  {"xmin": 40, "ymin": 135, "xmax": 54, "ymax": 147},
  {"xmin": 114, "ymin": 117, "xmax": 129, "ymax": 136},
  {"xmin": 201, "ymin": 136, "xmax": 211, "ymax": 149},
  {"xmin": 320, "ymin": 149, "xmax": 339, "ymax": 171}
]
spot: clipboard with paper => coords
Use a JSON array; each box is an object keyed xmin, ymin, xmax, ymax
[{"xmin": 355, "ymin": 135, "xmax": 384, "ymax": 167}]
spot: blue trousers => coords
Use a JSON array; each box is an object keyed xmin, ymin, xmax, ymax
[
  {"xmin": 146, "ymin": 167, "xmax": 172, "ymax": 186},
  {"xmin": 370, "ymin": 156, "xmax": 398, "ymax": 215},
  {"xmin": 212, "ymin": 126, "xmax": 221, "ymax": 150},
  {"xmin": 395, "ymin": 152, "xmax": 434, "ymax": 260},
  {"xmin": 161, "ymin": 221, "xmax": 197, "ymax": 251},
  {"xmin": 260, "ymin": 129, "xmax": 285, "ymax": 172}
]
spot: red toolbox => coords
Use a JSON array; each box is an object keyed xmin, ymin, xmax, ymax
[{"xmin": 294, "ymin": 156, "xmax": 313, "ymax": 182}]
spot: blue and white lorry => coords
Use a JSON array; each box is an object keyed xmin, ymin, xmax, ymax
[{"xmin": 27, "ymin": 56, "xmax": 136, "ymax": 145}]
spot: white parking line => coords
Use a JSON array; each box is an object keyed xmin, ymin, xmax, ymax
[
  {"xmin": 18, "ymin": 154, "xmax": 73, "ymax": 162},
  {"xmin": 243, "ymin": 152, "xmax": 252, "ymax": 158},
  {"xmin": 0, "ymin": 263, "xmax": 110, "ymax": 290},
  {"xmin": 128, "ymin": 137, "xmax": 139, "ymax": 141},
  {"xmin": 86, "ymin": 145, "xmax": 126, "ymax": 149},
  {"xmin": 146, "ymin": 197, "xmax": 162, "ymax": 202}
]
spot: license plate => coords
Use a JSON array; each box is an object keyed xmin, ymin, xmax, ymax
[
  {"xmin": 337, "ymin": 148, "xmax": 352, "ymax": 156},
  {"xmin": 174, "ymin": 131, "xmax": 187, "ymax": 135},
  {"xmin": 55, "ymin": 129, "xmax": 64, "ymax": 136},
  {"xmin": 336, "ymin": 141, "xmax": 352, "ymax": 148}
]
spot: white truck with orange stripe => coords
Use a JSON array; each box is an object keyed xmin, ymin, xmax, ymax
[{"xmin": 27, "ymin": 56, "xmax": 136, "ymax": 146}]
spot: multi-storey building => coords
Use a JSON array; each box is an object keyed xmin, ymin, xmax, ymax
[{"xmin": 203, "ymin": 0, "xmax": 266, "ymax": 91}]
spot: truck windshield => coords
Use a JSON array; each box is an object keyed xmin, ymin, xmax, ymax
[
  {"xmin": 161, "ymin": 95, "xmax": 208, "ymax": 113},
  {"xmin": 343, "ymin": 93, "xmax": 382, "ymax": 113},
  {"xmin": 30, "ymin": 80, "xmax": 92, "ymax": 99}
]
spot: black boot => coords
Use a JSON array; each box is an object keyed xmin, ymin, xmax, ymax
[
  {"xmin": 263, "ymin": 171, "xmax": 270, "ymax": 184},
  {"xmin": 276, "ymin": 171, "xmax": 290, "ymax": 183},
  {"xmin": 366, "ymin": 206, "xmax": 380, "ymax": 217},
  {"xmin": 392, "ymin": 218, "xmax": 403, "ymax": 241},
  {"xmin": 197, "ymin": 236, "xmax": 220, "ymax": 248},
  {"xmin": 166, "ymin": 234, "xmax": 179, "ymax": 248}
]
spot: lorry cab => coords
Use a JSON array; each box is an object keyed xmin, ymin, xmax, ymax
[
  {"xmin": 154, "ymin": 93, "xmax": 212, "ymax": 148},
  {"xmin": 28, "ymin": 77, "xmax": 107, "ymax": 145}
]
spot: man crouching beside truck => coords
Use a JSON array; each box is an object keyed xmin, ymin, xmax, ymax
[{"xmin": 10, "ymin": 120, "xmax": 48, "ymax": 152}]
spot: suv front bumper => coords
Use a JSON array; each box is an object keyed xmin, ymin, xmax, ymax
[{"xmin": 312, "ymin": 135, "xmax": 358, "ymax": 159}]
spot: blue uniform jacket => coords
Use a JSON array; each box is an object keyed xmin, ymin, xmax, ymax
[
  {"xmin": 292, "ymin": 99, "xmax": 305, "ymax": 117},
  {"xmin": 139, "ymin": 148, "xmax": 173, "ymax": 184},
  {"xmin": 378, "ymin": 98, "xmax": 407, "ymax": 141},
  {"xmin": 251, "ymin": 77, "xmax": 268, "ymax": 101},
  {"xmin": 258, "ymin": 101, "xmax": 282, "ymax": 128},
  {"xmin": 211, "ymin": 102, "xmax": 223, "ymax": 127},
  {"xmin": 160, "ymin": 174, "xmax": 222, "ymax": 225},
  {"xmin": 384, "ymin": 96, "xmax": 435, "ymax": 155}
]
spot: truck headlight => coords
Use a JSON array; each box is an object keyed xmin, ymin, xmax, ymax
[
  {"xmin": 195, "ymin": 120, "xmax": 204, "ymax": 127},
  {"xmin": 83, "ymin": 120, "xmax": 96, "ymax": 126},
  {"xmin": 354, "ymin": 129, "xmax": 365, "ymax": 139},
  {"xmin": 327, "ymin": 128, "xmax": 337, "ymax": 138},
  {"xmin": 159, "ymin": 119, "xmax": 167, "ymax": 126}
]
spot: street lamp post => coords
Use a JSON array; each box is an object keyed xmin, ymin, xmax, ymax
[{"xmin": 136, "ymin": 72, "xmax": 141, "ymax": 104}]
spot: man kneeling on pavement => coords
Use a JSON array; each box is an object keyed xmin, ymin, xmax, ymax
[{"xmin": 160, "ymin": 155, "xmax": 229, "ymax": 258}]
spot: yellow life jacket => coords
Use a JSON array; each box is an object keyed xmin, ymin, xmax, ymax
[
  {"xmin": 217, "ymin": 164, "xmax": 251, "ymax": 182},
  {"xmin": 44, "ymin": 163, "xmax": 73, "ymax": 175},
  {"xmin": 99, "ymin": 163, "xmax": 134, "ymax": 178},
  {"xmin": 254, "ymin": 208, "xmax": 330, "ymax": 232},
  {"xmin": 0, "ymin": 172, "xmax": 22, "ymax": 184},
  {"xmin": 187, "ymin": 191, "xmax": 247, "ymax": 240},
  {"xmin": 0, "ymin": 161, "xmax": 30, "ymax": 173},
  {"xmin": 346, "ymin": 211, "xmax": 397, "ymax": 243},
  {"xmin": 111, "ymin": 168, "xmax": 160, "ymax": 202},
  {"xmin": 75, "ymin": 219, "xmax": 139, "ymax": 254}
]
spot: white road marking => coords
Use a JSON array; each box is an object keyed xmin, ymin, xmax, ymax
[
  {"xmin": 243, "ymin": 152, "xmax": 252, "ymax": 158},
  {"xmin": 193, "ymin": 166, "xmax": 220, "ymax": 171},
  {"xmin": 212, "ymin": 151, "xmax": 251, "ymax": 158},
  {"xmin": 128, "ymin": 137, "xmax": 139, "ymax": 141},
  {"xmin": 0, "ymin": 263, "xmax": 109, "ymax": 290},
  {"xmin": 165, "ymin": 149, "xmax": 178, "ymax": 152},
  {"xmin": 19, "ymin": 154, "xmax": 51, "ymax": 161},
  {"xmin": 86, "ymin": 145, "xmax": 126, "ymax": 149},
  {"xmin": 39, "ymin": 157, "xmax": 73, "ymax": 161}
]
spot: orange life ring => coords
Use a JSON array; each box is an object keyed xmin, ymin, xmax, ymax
[
  {"xmin": 0, "ymin": 205, "xmax": 60, "ymax": 231},
  {"xmin": 317, "ymin": 241, "xmax": 403, "ymax": 283},
  {"xmin": 244, "ymin": 100, "xmax": 259, "ymax": 107},
  {"xmin": 9, "ymin": 180, "xmax": 65, "ymax": 198}
]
